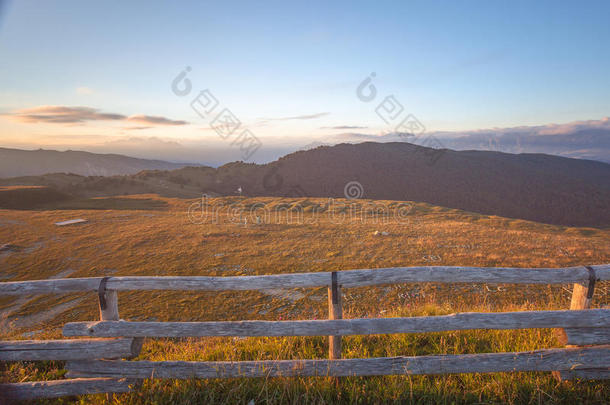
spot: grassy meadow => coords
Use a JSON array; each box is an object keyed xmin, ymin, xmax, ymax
[{"xmin": 1, "ymin": 194, "xmax": 609, "ymax": 404}]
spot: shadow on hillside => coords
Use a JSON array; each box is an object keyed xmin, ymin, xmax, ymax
[
  {"xmin": 2, "ymin": 196, "xmax": 168, "ymax": 211},
  {"xmin": 49, "ymin": 197, "xmax": 169, "ymax": 211}
]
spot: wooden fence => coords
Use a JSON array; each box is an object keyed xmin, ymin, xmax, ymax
[{"xmin": 1, "ymin": 265, "xmax": 609, "ymax": 401}]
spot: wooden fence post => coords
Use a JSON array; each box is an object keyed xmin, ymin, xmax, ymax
[
  {"xmin": 556, "ymin": 269, "xmax": 596, "ymax": 345},
  {"xmin": 328, "ymin": 272, "xmax": 342, "ymax": 360},
  {"xmin": 569, "ymin": 280, "xmax": 593, "ymax": 311},
  {"xmin": 553, "ymin": 267, "xmax": 608, "ymax": 381},
  {"xmin": 98, "ymin": 278, "xmax": 121, "ymax": 401},
  {"xmin": 98, "ymin": 278, "xmax": 119, "ymax": 322}
]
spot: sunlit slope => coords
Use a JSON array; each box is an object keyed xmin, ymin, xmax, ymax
[{"xmin": 0, "ymin": 194, "xmax": 608, "ymax": 336}]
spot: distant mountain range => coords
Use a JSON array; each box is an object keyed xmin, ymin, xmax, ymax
[
  {"xmin": 1, "ymin": 142, "xmax": 609, "ymax": 228},
  {"xmin": 442, "ymin": 129, "xmax": 610, "ymax": 163},
  {"xmin": 333, "ymin": 117, "xmax": 610, "ymax": 164},
  {"xmin": 0, "ymin": 148, "xmax": 195, "ymax": 177}
]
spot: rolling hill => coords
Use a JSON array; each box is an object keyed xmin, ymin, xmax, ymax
[
  {"xmin": 1, "ymin": 142, "xmax": 609, "ymax": 227},
  {"xmin": 0, "ymin": 147, "xmax": 195, "ymax": 177}
]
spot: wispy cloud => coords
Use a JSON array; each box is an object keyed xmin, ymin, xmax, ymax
[
  {"xmin": 127, "ymin": 115, "xmax": 187, "ymax": 126},
  {"xmin": 76, "ymin": 86, "xmax": 94, "ymax": 95},
  {"xmin": 536, "ymin": 117, "xmax": 610, "ymax": 135},
  {"xmin": 321, "ymin": 125, "xmax": 368, "ymax": 130},
  {"xmin": 269, "ymin": 112, "xmax": 330, "ymax": 121},
  {"xmin": 5, "ymin": 105, "xmax": 188, "ymax": 126},
  {"xmin": 8, "ymin": 106, "xmax": 125, "ymax": 123},
  {"xmin": 122, "ymin": 126, "xmax": 152, "ymax": 131}
]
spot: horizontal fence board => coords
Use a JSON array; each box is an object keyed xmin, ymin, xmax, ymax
[
  {"xmin": 63, "ymin": 309, "xmax": 610, "ymax": 338},
  {"xmin": 3, "ymin": 265, "xmax": 608, "ymax": 295},
  {"xmin": 0, "ymin": 338, "xmax": 140, "ymax": 361},
  {"xmin": 65, "ymin": 346, "xmax": 610, "ymax": 379},
  {"xmin": 0, "ymin": 277, "xmax": 103, "ymax": 295},
  {"xmin": 0, "ymin": 378, "xmax": 133, "ymax": 401},
  {"xmin": 563, "ymin": 328, "xmax": 610, "ymax": 346},
  {"xmin": 555, "ymin": 368, "xmax": 610, "ymax": 381},
  {"xmin": 109, "ymin": 272, "xmax": 332, "ymax": 291},
  {"xmin": 338, "ymin": 265, "xmax": 610, "ymax": 288}
]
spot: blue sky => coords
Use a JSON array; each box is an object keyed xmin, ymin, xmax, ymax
[{"xmin": 0, "ymin": 0, "xmax": 609, "ymax": 163}]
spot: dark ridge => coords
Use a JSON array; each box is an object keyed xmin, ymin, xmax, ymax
[{"xmin": 1, "ymin": 142, "xmax": 609, "ymax": 228}]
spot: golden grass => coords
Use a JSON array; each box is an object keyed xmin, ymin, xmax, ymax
[{"xmin": 0, "ymin": 195, "xmax": 609, "ymax": 403}]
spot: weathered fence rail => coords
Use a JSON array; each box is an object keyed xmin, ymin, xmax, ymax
[
  {"xmin": 0, "ymin": 338, "xmax": 139, "ymax": 361},
  {"xmin": 0, "ymin": 378, "xmax": 134, "ymax": 401},
  {"xmin": 1, "ymin": 264, "xmax": 609, "ymax": 401},
  {"xmin": 64, "ymin": 346, "xmax": 610, "ymax": 379},
  {"xmin": 62, "ymin": 309, "xmax": 610, "ymax": 339},
  {"xmin": 2, "ymin": 265, "xmax": 609, "ymax": 295}
]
